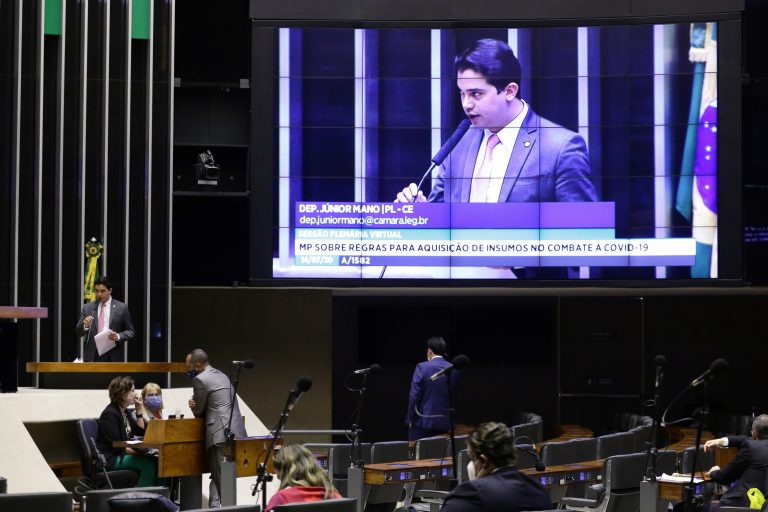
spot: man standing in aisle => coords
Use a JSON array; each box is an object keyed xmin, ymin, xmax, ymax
[
  {"xmin": 406, "ymin": 336, "xmax": 453, "ymax": 441},
  {"xmin": 76, "ymin": 276, "xmax": 135, "ymax": 362},
  {"xmin": 187, "ymin": 349, "xmax": 248, "ymax": 507}
]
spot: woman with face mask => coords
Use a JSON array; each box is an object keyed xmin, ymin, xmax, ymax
[
  {"xmin": 135, "ymin": 382, "xmax": 164, "ymax": 425},
  {"xmin": 95, "ymin": 376, "xmax": 162, "ymax": 487},
  {"xmin": 441, "ymin": 422, "xmax": 553, "ymax": 512}
]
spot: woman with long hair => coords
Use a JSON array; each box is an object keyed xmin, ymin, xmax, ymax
[{"xmin": 265, "ymin": 444, "xmax": 341, "ymax": 511}]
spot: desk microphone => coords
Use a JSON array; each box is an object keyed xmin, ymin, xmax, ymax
[
  {"xmin": 689, "ymin": 358, "xmax": 728, "ymax": 388},
  {"xmin": 353, "ymin": 364, "xmax": 381, "ymax": 375},
  {"xmin": 429, "ymin": 355, "xmax": 470, "ymax": 381},
  {"xmin": 286, "ymin": 376, "xmax": 312, "ymax": 413},
  {"xmin": 232, "ymin": 359, "xmax": 255, "ymax": 368}
]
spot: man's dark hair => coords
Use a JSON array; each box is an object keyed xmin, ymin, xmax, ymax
[
  {"xmin": 455, "ymin": 38, "xmax": 523, "ymax": 97},
  {"xmin": 95, "ymin": 275, "xmax": 112, "ymax": 290},
  {"xmin": 468, "ymin": 421, "xmax": 518, "ymax": 468},
  {"xmin": 753, "ymin": 414, "xmax": 768, "ymax": 439},
  {"xmin": 188, "ymin": 349, "xmax": 209, "ymax": 366},
  {"xmin": 108, "ymin": 376, "xmax": 134, "ymax": 404},
  {"xmin": 426, "ymin": 336, "xmax": 447, "ymax": 356}
]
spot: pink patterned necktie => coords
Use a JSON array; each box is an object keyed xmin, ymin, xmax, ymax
[
  {"xmin": 469, "ymin": 133, "xmax": 501, "ymax": 202},
  {"xmin": 98, "ymin": 303, "xmax": 105, "ymax": 333}
]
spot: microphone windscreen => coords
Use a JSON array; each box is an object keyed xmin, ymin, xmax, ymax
[
  {"xmin": 710, "ymin": 358, "xmax": 729, "ymax": 375},
  {"xmin": 297, "ymin": 375, "xmax": 313, "ymax": 392},
  {"xmin": 369, "ymin": 364, "xmax": 381, "ymax": 373},
  {"xmin": 654, "ymin": 354, "xmax": 667, "ymax": 366},
  {"xmin": 243, "ymin": 359, "xmax": 255, "ymax": 369},
  {"xmin": 453, "ymin": 354, "xmax": 470, "ymax": 369},
  {"xmin": 431, "ymin": 119, "xmax": 471, "ymax": 165}
]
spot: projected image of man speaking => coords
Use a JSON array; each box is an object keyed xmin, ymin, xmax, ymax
[{"xmin": 396, "ymin": 38, "xmax": 598, "ymax": 205}]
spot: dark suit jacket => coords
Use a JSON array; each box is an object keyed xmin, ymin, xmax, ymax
[
  {"xmin": 96, "ymin": 402, "xmax": 145, "ymax": 468},
  {"xmin": 190, "ymin": 365, "xmax": 248, "ymax": 450},
  {"xmin": 441, "ymin": 465, "xmax": 552, "ymax": 512},
  {"xmin": 428, "ymin": 108, "xmax": 597, "ymax": 203},
  {"xmin": 406, "ymin": 356, "xmax": 452, "ymax": 432},
  {"xmin": 710, "ymin": 436, "xmax": 768, "ymax": 506},
  {"xmin": 76, "ymin": 299, "xmax": 135, "ymax": 362}
]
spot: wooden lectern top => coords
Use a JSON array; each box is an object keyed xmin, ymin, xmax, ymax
[
  {"xmin": 0, "ymin": 306, "xmax": 48, "ymax": 319},
  {"xmin": 26, "ymin": 362, "xmax": 188, "ymax": 373}
]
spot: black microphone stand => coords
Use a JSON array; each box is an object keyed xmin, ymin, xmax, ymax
[
  {"xmin": 645, "ymin": 366, "xmax": 664, "ymax": 482},
  {"xmin": 253, "ymin": 388, "xmax": 295, "ymax": 509},
  {"xmin": 225, "ymin": 364, "xmax": 244, "ymax": 442},
  {"xmin": 349, "ymin": 372, "xmax": 370, "ymax": 468},
  {"xmin": 445, "ymin": 370, "xmax": 458, "ymax": 489},
  {"xmin": 684, "ymin": 381, "xmax": 710, "ymax": 512}
]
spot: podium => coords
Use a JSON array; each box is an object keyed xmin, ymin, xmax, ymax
[
  {"xmin": 115, "ymin": 418, "xmax": 277, "ymax": 509},
  {"xmin": 0, "ymin": 306, "xmax": 48, "ymax": 392},
  {"xmin": 26, "ymin": 362, "xmax": 188, "ymax": 389}
]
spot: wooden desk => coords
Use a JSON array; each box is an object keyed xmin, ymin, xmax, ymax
[
  {"xmin": 114, "ymin": 418, "xmax": 278, "ymax": 509},
  {"xmin": 0, "ymin": 306, "xmax": 48, "ymax": 392},
  {"xmin": 640, "ymin": 477, "xmax": 715, "ymax": 512},
  {"xmin": 27, "ymin": 362, "xmax": 188, "ymax": 373},
  {"xmin": 0, "ymin": 306, "xmax": 48, "ymax": 319},
  {"xmin": 363, "ymin": 459, "xmax": 454, "ymax": 485}
]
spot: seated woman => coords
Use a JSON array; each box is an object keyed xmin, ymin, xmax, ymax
[
  {"xmin": 135, "ymin": 382, "xmax": 165, "ymax": 426},
  {"xmin": 96, "ymin": 376, "xmax": 163, "ymax": 487},
  {"xmin": 265, "ymin": 444, "xmax": 342, "ymax": 511}
]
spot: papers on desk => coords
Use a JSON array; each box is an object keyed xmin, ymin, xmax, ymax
[
  {"xmin": 125, "ymin": 440, "xmax": 143, "ymax": 445},
  {"xmin": 94, "ymin": 329, "xmax": 117, "ymax": 355},
  {"xmin": 659, "ymin": 473, "xmax": 704, "ymax": 483}
]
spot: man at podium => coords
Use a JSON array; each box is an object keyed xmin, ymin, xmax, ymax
[{"xmin": 76, "ymin": 276, "xmax": 135, "ymax": 362}]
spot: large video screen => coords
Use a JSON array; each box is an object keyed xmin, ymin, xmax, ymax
[{"xmin": 270, "ymin": 23, "xmax": 720, "ymax": 280}]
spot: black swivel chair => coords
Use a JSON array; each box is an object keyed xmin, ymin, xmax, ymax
[
  {"xmin": 0, "ymin": 491, "xmax": 72, "ymax": 512},
  {"xmin": 75, "ymin": 418, "xmax": 139, "ymax": 490},
  {"xmin": 595, "ymin": 432, "xmax": 636, "ymax": 459},
  {"xmin": 561, "ymin": 452, "xmax": 651, "ymax": 512},
  {"xmin": 83, "ymin": 486, "xmax": 170, "ymax": 512},
  {"xmin": 367, "ymin": 441, "xmax": 410, "ymax": 506},
  {"xmin": 271, "ymin": 498, "xmax": 358, "ymax": 512}
]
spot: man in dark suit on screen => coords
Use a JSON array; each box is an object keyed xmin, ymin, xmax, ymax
[
  {"xmin": 441, "ymin": 422, "xmax": 552, "ymax": 512},
  {"xmin": 76, "ymin": 276, "xmax": 135, "ymax": 362},
  {"xmin": 406, "ymin": 336, "xmax": 454, "ymax": 441},
  {"xmin": 396, "ymin": 38, "xmax": 597, "ymax": 205},
  {"xmin": 704, "ymin": 414, "xmax": 768, "ymax": 510}
]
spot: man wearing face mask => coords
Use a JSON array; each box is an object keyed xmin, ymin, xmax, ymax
[
  {"xmin": 441, "ymin": 422, "xmax": 551, "ymax": 512},
  {"xmin": 186, "ymin": 349, "xmax": 248, "ymax": 508}
]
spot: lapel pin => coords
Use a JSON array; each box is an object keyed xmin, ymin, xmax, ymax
[{"xmin": 524, "ymin": 141, "xmax": 531, "ymax": 148}]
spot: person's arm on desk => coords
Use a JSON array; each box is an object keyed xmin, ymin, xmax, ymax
[{"xmin": 707, "ymin": 439, "xmax": 751, "ymax": 485}]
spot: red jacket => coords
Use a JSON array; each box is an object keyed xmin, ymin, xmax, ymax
[{"xmin": 265, "ymin": 486, "xmax": 342, "ymax": 511}]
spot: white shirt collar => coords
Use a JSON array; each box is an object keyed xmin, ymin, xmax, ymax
[{"xmin": 484, "ymin": 100, "xmax": 528, "ymax": 148}]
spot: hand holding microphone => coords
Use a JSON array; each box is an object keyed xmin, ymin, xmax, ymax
[{"xmin": 394, "ymin": 119, "xmax": 472, "ymax": 203}]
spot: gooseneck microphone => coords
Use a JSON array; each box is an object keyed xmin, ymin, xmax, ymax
[
  {"xmin": 286, "ymin": 376, "xmax": 313, "ymax": 413},
  {"xmin": 382, "ymin": 119, "xmax": 471, "ymax": 279},
  {"xmin": 353, "ymin": 364, "xmax": 381, "ymax": 375},
  {"xmin": 654, "ymin": 354, "xmax": 666, "ymax": 389},
  {"xmin": 413, "ymin": 119, "xmax": 472, "ymax": 199},
  {"xmin": 429, "ymin": 354, "xmax": 470, "ymax": 382},
  {"xmin": 232, "ymin": 359, "xmax": 255, "ymax": 368},
  {"xmin": 689, "ymin": 358, "xmax": 728, "ymax": 388}
]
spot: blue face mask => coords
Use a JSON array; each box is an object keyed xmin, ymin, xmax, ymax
[
  {"xmin": 186, "ymin": 369, "xmax": 198, "ymax": 378},
  {"xmin": 145, "ymin": 395, "xmax": 162, "ymax": 410}
]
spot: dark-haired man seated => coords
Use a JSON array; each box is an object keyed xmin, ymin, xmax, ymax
[
  {"xmin": 441, "ymin": 422, "xmax": 552, "ymax": 512},
  {"xmin": 704, "ymin": 414, "xmax": 768, "ymax": 510}
]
